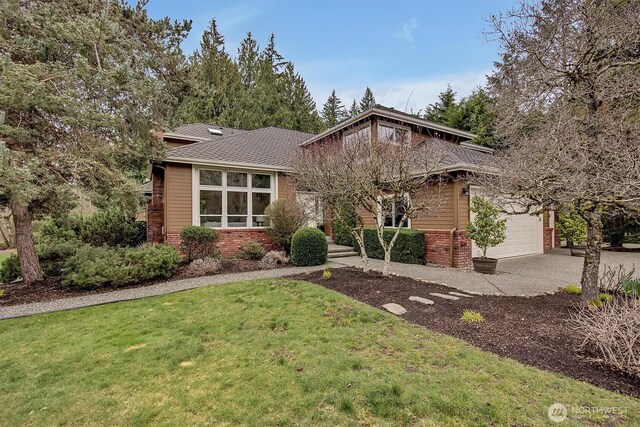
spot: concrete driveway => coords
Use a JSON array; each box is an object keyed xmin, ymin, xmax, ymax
[{"xmin": 333, "ymin": 249, "xmax": 639, "ymax": 296}]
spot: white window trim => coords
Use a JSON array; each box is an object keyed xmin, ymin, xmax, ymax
[
  {"xmin": 192, "ymin": 167, "xmax": 275, "ymax": 229},
  {"xmin": 377, "ymin": 121, "xmax": 411, "ymax": 145},
  {"xmin": 376, "ymin": 194, "xmax": 412, "ymax": 229}
]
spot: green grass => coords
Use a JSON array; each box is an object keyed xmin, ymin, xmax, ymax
[{"xmin": 1, "ymin": 279, "xmax": 638, "ymax": 426}]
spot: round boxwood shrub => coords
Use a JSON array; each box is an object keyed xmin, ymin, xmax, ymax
[{"xmin": 291, "ymin": 227, "xmax": 328, "ymax": 266}]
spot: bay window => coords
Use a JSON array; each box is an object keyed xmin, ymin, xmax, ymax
[{"xmin": 195, "ymin": 168, "xmax": 274, "ymax": 228}]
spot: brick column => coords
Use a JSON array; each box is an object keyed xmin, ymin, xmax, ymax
[
  {"xmin": 146, "ymin": 166, "xmax": 165, "ymax": 243},
  {"xmin": 543, "ymin": 227, "xmax": 554, "ymax": 253},
  {"xmin": 424, "ymin": 230, "xmax": 472, "ymax": 268}
]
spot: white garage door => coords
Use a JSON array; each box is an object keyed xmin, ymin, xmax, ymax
[{"xmin": 470, "ymin": 188, "xmax": 544, "ymax": 259}]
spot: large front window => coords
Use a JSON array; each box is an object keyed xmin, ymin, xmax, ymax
[{"xmin": 196, "ymin": 169, "xmax": 274, "ymax": 228}]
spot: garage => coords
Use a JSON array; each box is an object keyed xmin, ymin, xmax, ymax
[{"xmin": 470, "ymin": 188, "xmax": 544, "ymax": 259}]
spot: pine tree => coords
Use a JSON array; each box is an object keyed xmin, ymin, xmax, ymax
[
  {"xmin": 0, "ymin": 0, "xmax": 190, "ymax": 284},
  {"xmin": 423, "ymin": 85, "xmax": 461, "ymax": 127},
  {"xmin": 348, "ymin": 100, "xmax": 359, "ymax": 117},
  {"xmin": 322, "ymin": 90, "xmax": 347, "ymax": 128},
  {"xmin": 358, "ymin": 87, "xmax": 376, "ymax": 112},
  {"xmin": 237, "ymin": 32, "xmax": 260, "ymax": 89}
]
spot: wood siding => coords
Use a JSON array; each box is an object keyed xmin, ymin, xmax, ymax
[
  {"xmin": 165, "ymin": 163, "xmax": 193, "ymax": 232},
  {"xmin": 277, "ymin": 173, "xmax": 296, "ymax": 201}
]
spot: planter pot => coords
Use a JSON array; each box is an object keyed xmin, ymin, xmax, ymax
[
  {"xmin": 570, "ymin": 246, "xmax": 586, "ymax": 257},
  {"xmin": 472, "ymin": 257, "xmax": 498, "ymax": 274}
]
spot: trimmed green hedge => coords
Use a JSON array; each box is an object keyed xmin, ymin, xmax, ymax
[
  {"xmin": 354, "ymin": 228, "xmax": 425, "ymax": 265},
  {"xmin": 333, "ymin": 205, "xmax": 356, "ymax": 246},
  {"xmin": 291, "ymin": 227, "xmax": 328, "ymax": 266}
]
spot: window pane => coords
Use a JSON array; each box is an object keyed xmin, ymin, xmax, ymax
[
  {"xmin": 227, "ymin": 172, "xmax": 247, "ymax": 187},
  {"xmin": 252, "ymin": 174, "xmax": 271, "ymax": 189},
  {"xmin": 378, "ymin": 125, "xmax": 394, "ymax": 143},
  {"xmin": 200, "ymin": 216, "xmax": 221, "ymax": 228},
  {"xmin": 227, "ymin": 216, "xmax": 247, "ymax": 227},
  {"xmin": 252, "ymin": 193, "xmax": 271, "ymax": 226},
  {"xmin": 200, "ymin": 170, "xmax": 222, "ymax": 186},
  {"xmin": 227, "ymin": 191, "xmax": 247, "ymax": 215},
  {"xmin": 395, "ymin": 128, "xmax": 409, "ymax": 144},
  {"xmin": 200, "ymin": 190, "xmax": 222, "ymax": 215}
]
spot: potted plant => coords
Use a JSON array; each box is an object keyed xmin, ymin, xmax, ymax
[
  {"xmin": 558, "ymin": 209, "xmax": 587, "ymax": 257},
  {"xmin": 466, "ymin": 196, "xmax": 507, "ymax": 274}
]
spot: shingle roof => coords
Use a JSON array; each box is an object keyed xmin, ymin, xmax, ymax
[
  {"xmin": 166, "ymin": 127, "xmax": 314, "ymax": 169},
  {"xmin": 169, "ymin": 123, "xmax": 246, "ymax": 140},
  {"xmin": 421, "ymin": 138, "xmax": 493, "ymax": 171}
]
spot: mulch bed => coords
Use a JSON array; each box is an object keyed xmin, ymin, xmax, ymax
[
  {"xmin": 0, "ymin": 259, "xmax": 276, "ymax": 307},
  {"xmin": 290, "ymin": 267, "xmax": 640, "ymax": 398}
]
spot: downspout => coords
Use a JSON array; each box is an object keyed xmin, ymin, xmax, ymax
[{"xmin": 449, "ymin": 227, "xmax": 457, "ymax": 267}]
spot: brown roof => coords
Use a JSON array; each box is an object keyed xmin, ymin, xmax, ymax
[
  {"xmin": 166, "ymin": 127, "xmax": 314, "ymax": 170},
  {"xmin": 168, "ymin": 123, "xmax": 246, "ymax": 140}
]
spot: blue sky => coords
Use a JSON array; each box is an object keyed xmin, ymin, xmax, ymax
[{"xmin": 143, "ymin": 0, "xmax": 517, "ymax": 112}]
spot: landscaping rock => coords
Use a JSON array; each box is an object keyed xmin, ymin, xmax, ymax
[
  {"xmin": 449, "ymin": 292, "xmax": 474, "ymax": 298},
  {"xmin": 429, "ymin": 292, "xmax": 460, "ymax": 300},
  {"xmin": 409, "ymin": 296, "xmax": 434, "ymax": 305},
  {"xmin": 382, "ymin": 303, "xmax": 407, "ymax": 315}
]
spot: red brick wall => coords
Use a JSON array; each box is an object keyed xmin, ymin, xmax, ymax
[
  {"xmin": 424, "ymin": 230, "xmax": 471, "ymax": 268},
  {"xmin": 554, "ymin": 228, "xmax": 561, "ymax": 248},
  {"xmin": 544, "ymin": 227, "xmax": 554, "ymax": 253},
  {"xmin": 166, "ymin": 229, "xmax": 277, "ymax": 258},
  {"xmin": 147, "ymin": 166, "xmax": 165, "ymax": 243}
]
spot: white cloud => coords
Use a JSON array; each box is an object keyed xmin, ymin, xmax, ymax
[
  {"xmin": 397, "ymin": 18, "xmax": 418, "ymax": 42},
  {"xmin": 308, "ymin": 71, "xmax": 489, "ymax": 113}
]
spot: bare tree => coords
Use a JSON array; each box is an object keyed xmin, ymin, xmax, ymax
[
  {"xmin": 293, "ymin": 126, "xmax": 445, "ymax": 276},
  {"xmin": 478, "ymin": 0, "xmax": 640, "ymax": 301}
]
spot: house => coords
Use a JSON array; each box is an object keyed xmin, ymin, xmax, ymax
[{"xmin": 146, "ymin": 106, "xmax": 559, "ymax": 265}]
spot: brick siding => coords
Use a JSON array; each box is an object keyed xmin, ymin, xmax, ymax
[
  {"xmin": 146, "ymin": 166, "xmax": 165, "ymax": 243},
  {"xmin": 166, "ymin": 229, "xmax": 277, "ymax": 258},
  {"xmin": 423, "ymin": 230, "xmax": 472, "ymax": 268}
]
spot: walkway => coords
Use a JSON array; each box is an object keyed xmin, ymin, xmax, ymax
[
  {"xmin": 333, "ymin": 248, "xmax": 638, "ymax": 296},
  {"xmin": 0, "ymin": 263, "xmax": 343, "ymax": 320}
]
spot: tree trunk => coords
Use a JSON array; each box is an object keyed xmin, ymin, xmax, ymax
[
  {"xmin": 382, "ymin": 250, "xmax": 391, "ymax": 276},
  {"xmin": 10, "ymin": 200, "xmax": 44, "ymax": 285},
  {"xmin": 580, "ymin": 211, "xmax": 603, "ymax": 302}
]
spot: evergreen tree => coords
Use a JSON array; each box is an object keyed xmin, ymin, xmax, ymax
[
  {"xmin": 0, "ymin": 0, "xmax": 190, "ymax": 284},
  {"xmin": 358, "ymin": 87, "xmax": 376, "ymax": 112},
  {"xmin": 423, "ymin": 85, "xmax": 461, "ymax": 127},
  {"xmin": 237, "ymin": 32, "xmax": 260, "ymax": 90},
  {"xmin": 322, "ymin": 90, "xmax": 347, "ymax": 128},
  {"xmin": 348, "ymin": 100, "xmax": 359, "ymax": 117}
]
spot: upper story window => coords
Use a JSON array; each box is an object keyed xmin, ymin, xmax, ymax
[
  {"xmin": 196, "ymin": 168, "xmax": 274, "ymax": 229},
  {"xmin": 343, "ymin": 124, "xmax": 371, "ymax": 148},
  {"xmin": 378, "ymin": 122, "xmax": 410, "ymax": 145}
]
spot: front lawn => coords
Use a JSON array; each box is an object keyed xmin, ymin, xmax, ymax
[{"xmin": 1, "ymin": 279, "xmax": 637, "ymax": 426}]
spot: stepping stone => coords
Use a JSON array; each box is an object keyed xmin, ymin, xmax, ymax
[
  {"xmin": 409, "ymin": 296, "xmax": 434, "ymax": 305},
  {"xmin": 430, "ymin": 292, "xmax": 460, "ymax": 300},
  {"xmin": 462, "ymin": 290, "xmax": 483, "ymax": 296},
  {"xmin": 449, "ymin": 292, "xmax": 474, "ymax": 298},
  {"xmin": 382, "ymin": 303, "xmax": 407, "ymax": 315}
]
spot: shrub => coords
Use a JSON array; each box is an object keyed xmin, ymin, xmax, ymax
[
  {"xmin": 461, "ymin": 310, "xmax": 485, "ymax": 323},
  {"xmin": 600, "ymin": 264, "xmax": 636, "ymax": 293},
  {"xmin": 565, "ymin": 284, "xmax": 582, "ymax": 294},
  {"xmin": 259, "ymin": 250, "xmax": 289, "ymax": 269},
  {"xmin": 291, "ymin": 227, "xmax": 328, "ymax": 266},
  {"xmin": 78, "ymin": 209, "xmax": 146, "ymax": 247},
  {"xmin": 240, "ymin": 240, "xmax": 265, "ymax": 260},
  {"xmin": 187, "ymin": 257, "xmax": 222, "ymax": 276},
  {"xmin": 36, "ymin": 217, "xmax": 79, "ymax": 243},
  {"xmin": 558, "ymin": 208, "xmax": 588, "ymax": 246},
  {"xmin": 622, "ymin": 278, "xmax": 640, "ymax": 296},
  {"xmin": 264, "ymin": 199, "xmax": 307, "ymax": 254},
  {"xmin": 466, "ymin": 196, "xmax": 507, "ymax": 258},
  {"xmin": 333, "ymin": 204, "xmax": 356, "ymax": 246},
  {"xmin": 599, "ymin": 293, "xmax": 614, "ymax": 303},
  {"xmin": 62, "ymin": 244, "xmax": 181, "ymax": 288},
  {"xmin": 323, "ymin": 264, "xmax": 332, "ymax": 279},
  {"xmin": 353, "ymin": 228, "xmax": 425, "ymax": 265},
  {"xmin": 180, "ymin": 226, "xmax": 220, "ymax": 262},
  {"xmin": 570, "ymin": 297, "xmax": 640, "ymax": 378},
  {"xmin": 37, "ymin": 238, "xmax": 81, "ymax": 275},
  {"xmin": 0, "ymin": 254, "xmax": 21, "ymax": 284}
]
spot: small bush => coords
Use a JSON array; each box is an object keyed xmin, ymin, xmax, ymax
[
  {"xmin": 599, "ymin": 293, "xmax": 614, "ymax": 303},
  {"xmin": 558, "ymin": 209, "xmax": 588, "ymax": 246},
  {"xmin": 180, "ymin": 226, "xmax": 220, "ymax": 262},
  {"xmin": 466, "ymin": 196, "xmax": 507, "ymax": 258},
  {"xmin": 565, "ymin": 284, "xmax": 582, "ymax": 294},
  {"xmin": 62, "ymin": 244, "xmax": 181, "ymax": 288},
  {"xmin": 600, "ymin": 264, "xmax": 636, "ymax": 293},
  {"xmin": 240, "ymin": 240, "xmax": 265, "ymax": 260},
  {"xmin": 291, "ymin": 227, "xmax": 328, "ymax": 266},
  {"xmin": 187, "ymin": 257, "xmax": 221, "ymax": 276},
  {"xmin": 570, "ymin": 297, "xmax": 640, "ymax": 378},
  {"xmin": 588, "ymin": 298, "xmax": 604, "ymax": 308},
  {"xmin": 0, "ymin": 254, "xmax": 21, "ymax": 284},
  {"xmin": 78, "ymin": 210, "xmax": 146, "ymax": 247},
  {"xmin": 461, "ymin": 310, "xmax": 484, "ymax": 323},
  {"xmin": 323, "ymin": 264, "xmax": 332, "ymax": 279},
  {"xmin": 353, "ymin": 228, "xmax": 425, "ymax": 265},
  {"xmin": 259, "ymin": 250, "xmax": 289, "ymax": 269},
  {"xmin": 37, "ymin": 238, "xmax": 81, "ymax": 275},
  {"xmin": 264, "ymin": 199, "xmax": 307, "ymax": 254},
  {"xmin": 622, "ymin": 278, "xmax": 640, "ymax": 296}
]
